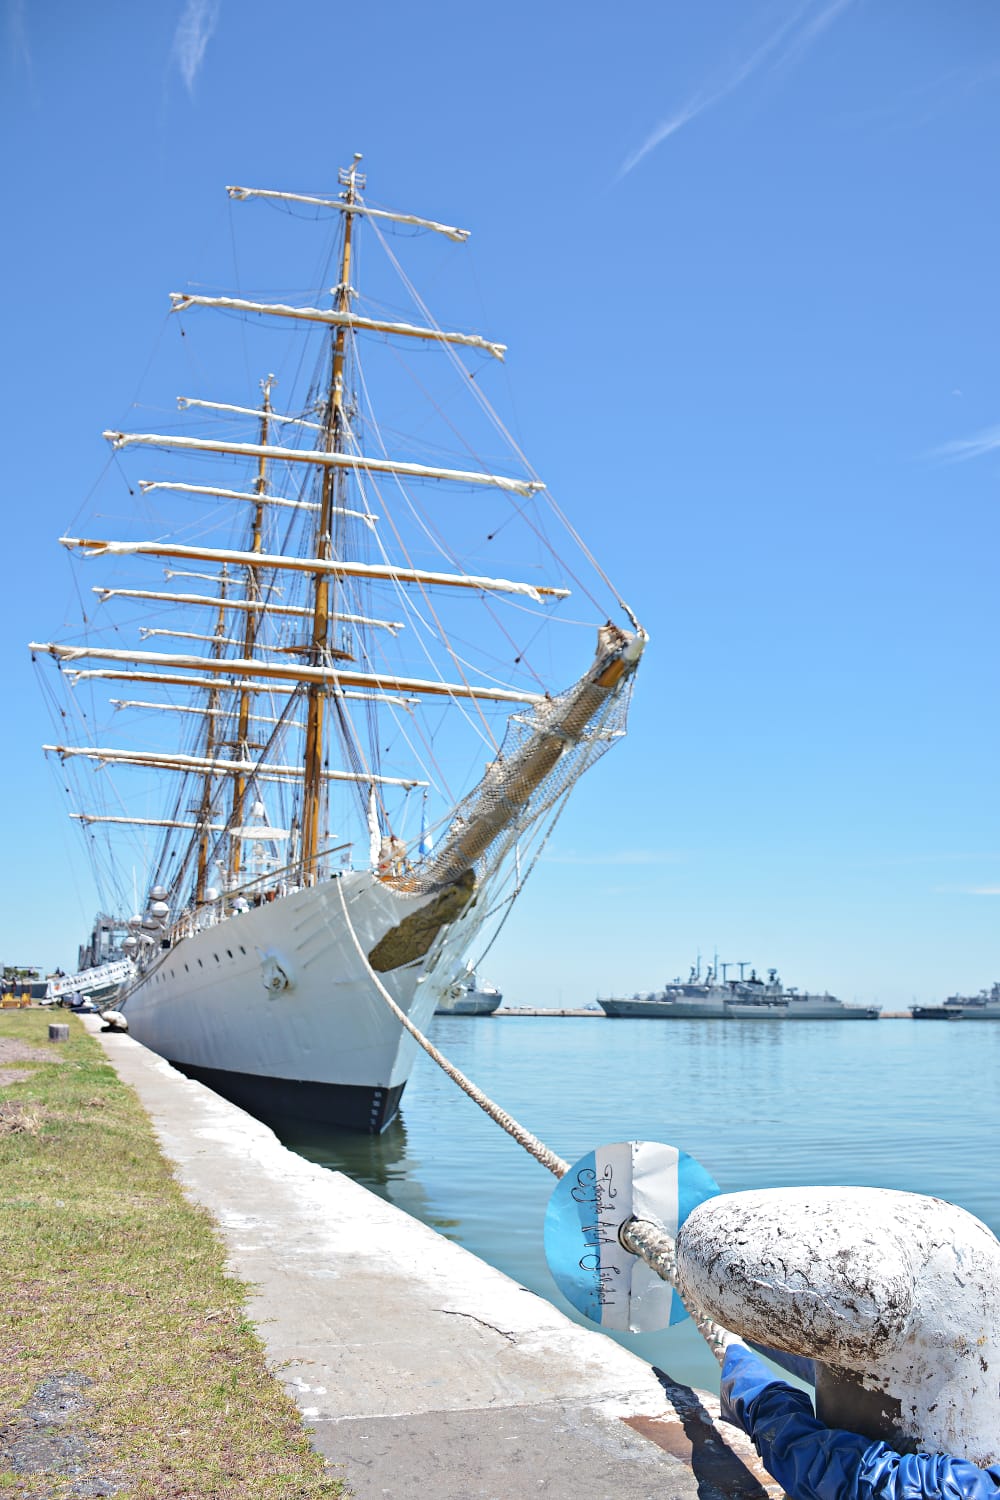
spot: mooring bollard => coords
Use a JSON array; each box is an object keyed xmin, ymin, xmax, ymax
[
  {"xmin": 48, "ymin": 1023, "xmax": 70, "ymax": 1042},
  {"xmin": 673, "ymin": 1186, "xmax": 1000, "ymax": 1466}
]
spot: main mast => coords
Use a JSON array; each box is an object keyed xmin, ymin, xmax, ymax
[{"xmin": 300, "ymin": 155, "xmax": 361, "ymax": 882}]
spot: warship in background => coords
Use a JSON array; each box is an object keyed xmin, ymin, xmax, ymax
[
  {"xmin": 597, "ymin": 959, "xmax": 730, "ymax": 1018},
  {"xmin": 598, "ymin": 961, "xmax": 880, "ymax": 1020},
  {"xmin": 912, "ymin": 981, "xmax": 1000, "ymax": 1021},
  {"xmin": 434, "ymin": 966, "xmax": 503, "ymax": 1016}
]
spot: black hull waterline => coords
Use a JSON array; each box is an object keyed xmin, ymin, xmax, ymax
[{"xmin": 172, "ymin": 1060, "xmax": 407, "ymax": 1134}]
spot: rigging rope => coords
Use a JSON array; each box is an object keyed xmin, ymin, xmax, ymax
[
  {"xmin": 334, "ymin": 877, "xmax": 735, "ymax": 1364},
  {"xmin": 369, "ymin": 218, "xmax": 640, "ymax": 630}
]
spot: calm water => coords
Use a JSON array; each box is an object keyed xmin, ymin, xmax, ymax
[{"xmin": 271, "ymin": 1015, "xmax": 1000, "ymax": 1394}]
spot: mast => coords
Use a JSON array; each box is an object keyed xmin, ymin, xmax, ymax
[
  {"xmin": 195, "ymin": 567, "xmax": 229, "ymax": 902},
  {"xmin": 230, "ymin": 375, "xmax": 272, "ymax": 883},
  {"xmin": 301, "ymin": 155, "xmax": 361, "ymax": 883}
]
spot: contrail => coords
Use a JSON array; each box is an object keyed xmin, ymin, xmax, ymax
[
  {"xmin": 930, "ymin": 424, "xmax": 1000, "ymax": 464},
  {"xmin": 172, "ymin": 0, "xmax": 221, "ymax": 94},
  {"xmin": 618, "ymin": 0, "xmax": 855, "ymax": 178},
  {"xmin": 8, "ymin": 0, "xmax": 32, "ymax": 79}
]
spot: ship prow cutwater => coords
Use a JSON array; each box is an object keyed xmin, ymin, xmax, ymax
[
  {"xmin": 33, "ymin": 158, "xmax": 644, "ymax": 1131},
  {"xmin": 598, "ymin": 962, "xmax": 880, "ymax": 1020}
]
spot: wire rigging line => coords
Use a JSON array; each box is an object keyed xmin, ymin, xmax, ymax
[
  {"xmin": 353, "ymin": 352, "xmax": 552, "ymax": 694},
  {"xmin": 339, "ymin": 410, "xmax": 502, "ymax": 756},
  {"xmin": 370, "ymin": 218, "xmax": 631, "ymax": 624}
]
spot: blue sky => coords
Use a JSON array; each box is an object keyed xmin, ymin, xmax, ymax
[{"xmin": 3, "ymin": 0, "xmax": 999, "ymax": 1006}]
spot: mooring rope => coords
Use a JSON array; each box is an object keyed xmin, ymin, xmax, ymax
[
  {"xmin": 336, "ymin": 879, "xmax": 569, "ymax": 1178},
  {"xmin": 618, "ymin": 1216, "xmax": 736, "ymax": 1363},
  {"xmin": 337, "ymin": 875, "xmax": 736, "ymax": 1363}
]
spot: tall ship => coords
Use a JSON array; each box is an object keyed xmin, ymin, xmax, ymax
[{"xmin": 32, "ymin": 158, "xmax": 645, "ymax": 1131}]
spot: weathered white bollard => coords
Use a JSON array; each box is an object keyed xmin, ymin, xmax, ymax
[
  {"xmin": 674, "ymin": 1186, "xmax": 1000, "ymax": 1465},
  {"xmin": 48, "ymin": 1023, "xmax": 70, "ymax": 1042}
]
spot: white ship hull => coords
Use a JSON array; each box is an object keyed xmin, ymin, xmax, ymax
[{"xmin": 120, "ymin": 870, "xmax": 486, "ymax": 1132}]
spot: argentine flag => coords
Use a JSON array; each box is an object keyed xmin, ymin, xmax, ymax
[{"xmin": 418, "ymin": 794, "xmax": 433, "ymax": 857}]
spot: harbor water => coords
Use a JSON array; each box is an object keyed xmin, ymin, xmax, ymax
[{"xmin": 271, "ymin": 1014, "xmax": 1000, "ymax": 1395}]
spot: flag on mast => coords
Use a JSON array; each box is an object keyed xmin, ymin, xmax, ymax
[
  {"xmin": 418, "ymin": 791, "xmax": 433, "ymax": 856},
  {"xmin": 367, "ymin": 785, "xmax": 381, "ymax": 869}
]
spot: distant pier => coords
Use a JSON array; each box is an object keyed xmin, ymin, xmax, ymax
[{"xmin": 492, "ymin": 1007, "xmax": 914, "ymax": 1019}]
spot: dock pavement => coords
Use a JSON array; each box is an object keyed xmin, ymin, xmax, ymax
[{"xmin": 83, "ymin": 1017, "xmax": 780, "ymax": 1500}]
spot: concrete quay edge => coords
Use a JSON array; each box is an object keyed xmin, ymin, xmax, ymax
[{"xmin": 83, "ymin": 1017, "xmax": 778, "ymax": 1500}]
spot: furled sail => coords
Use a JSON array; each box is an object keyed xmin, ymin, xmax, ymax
[
  {"xmin": 103, "ymin": 433, "xmax": 540, "ymax": 494},
  {"xmin": 226, "ymin": 183, "xmax": 472, "ymax": 242},
  {"xmin": 170, "ymin": 294, "xmax": 507, "ymax": 362},
  {"xmin": 63, "ymin": 538, "xmax": 566, "ymax": 600},
  {"xmin": 31, "ymin": 642, "xmax": 548, "ymax": 704}
]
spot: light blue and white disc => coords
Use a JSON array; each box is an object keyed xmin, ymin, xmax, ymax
[{"xmin": 544, "ymin": 1141, "xmax": 719, "ymax": 1333}]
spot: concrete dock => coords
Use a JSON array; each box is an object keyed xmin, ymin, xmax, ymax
[{"xmin": 84, "ymin": 1018, "xmax": 779, "ymax": 1499}]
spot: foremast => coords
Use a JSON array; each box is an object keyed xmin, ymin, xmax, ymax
[{"xmin": 301, "ymin": 154, "xmax": 362, "ymax": 884}]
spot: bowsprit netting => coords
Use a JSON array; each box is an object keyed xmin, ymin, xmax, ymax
[{"xmin": 398, "ymin": 625, "xmax": 640, "ymax": 894}]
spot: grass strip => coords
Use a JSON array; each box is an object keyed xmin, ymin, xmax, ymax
[{"xmin": 0, "ymin": 1010, "xmax": 347, "ymax": 1498}]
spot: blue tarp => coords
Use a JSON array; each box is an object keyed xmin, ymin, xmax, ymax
[{"xmin": 720, "ymin": 1344, "xmax": 1000, "ymax": 1500}]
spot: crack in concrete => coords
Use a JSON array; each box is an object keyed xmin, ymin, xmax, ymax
[{"xmin": 434, "ymin": 1308, "xmax": 518, "ymax": 1343}]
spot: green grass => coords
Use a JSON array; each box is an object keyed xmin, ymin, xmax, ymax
[{"xmin": 0, "ymin": 1010, "xmax": 347, "ymax": 1498}]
